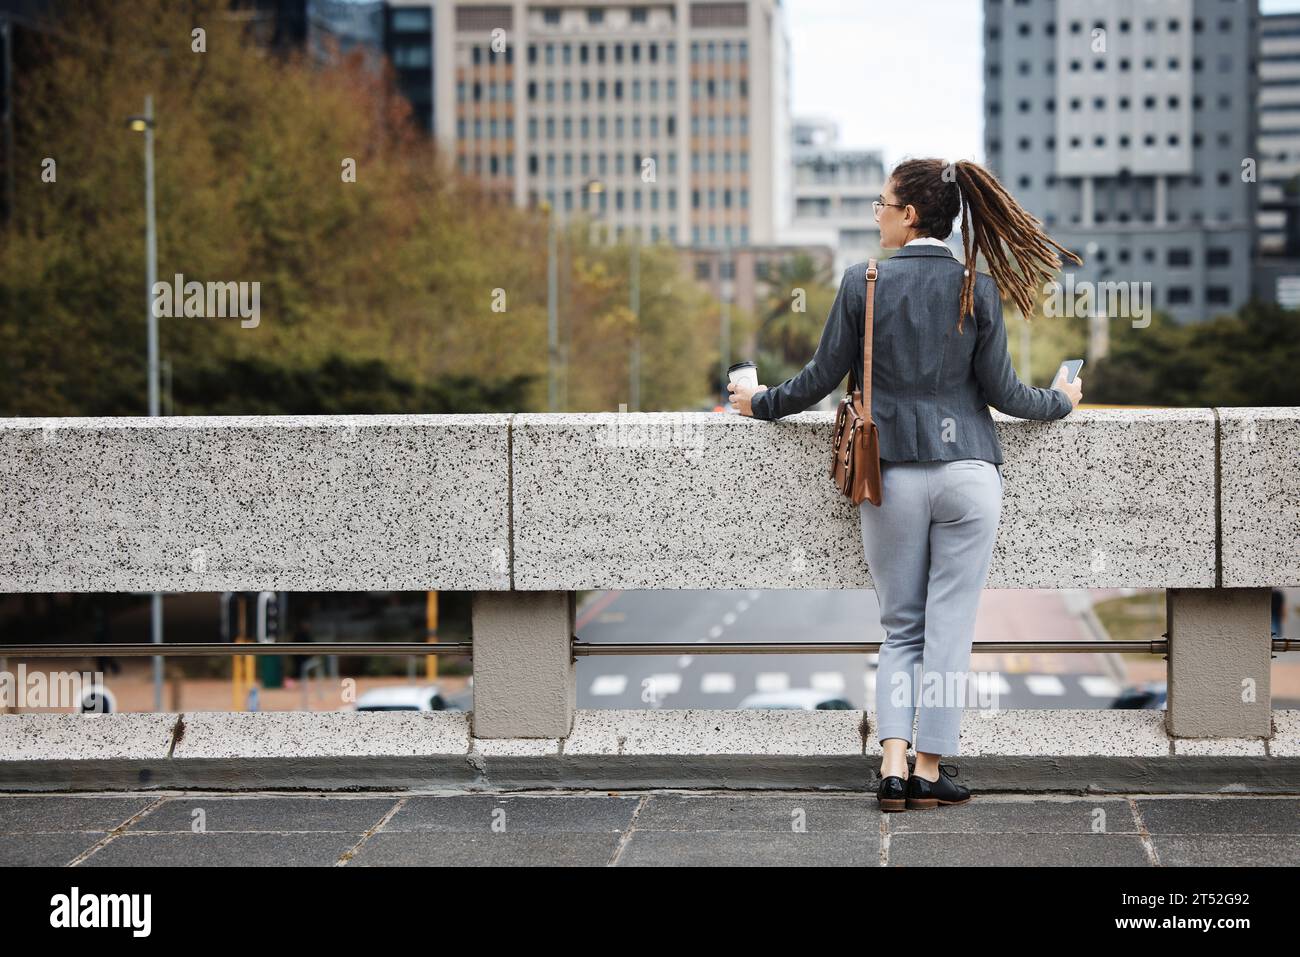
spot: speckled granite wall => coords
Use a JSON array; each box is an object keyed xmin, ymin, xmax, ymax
[
  {"xmin": 512, "ymin": 409, "xmax": 1220, "ymax": 589},
  {"xmin": 1218, "ymin": 408, "xmax": 1300, "ymax": 587},
  {"xmin": 0, "ymin": 415, "xmax": 512, "ymax": 591},
  {"xmin": 1, "ymin": 408, "xmax": 1292, "ymax": 593}
]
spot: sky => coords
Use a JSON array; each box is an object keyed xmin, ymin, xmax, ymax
[{"xmin": 785, "ymin": 0, "xmax": 1300, "ymax": 171}]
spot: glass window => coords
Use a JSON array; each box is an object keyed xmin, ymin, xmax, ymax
[{"xmin": 391, "ymin": 8, "xmax": 430, "ymax": 32}]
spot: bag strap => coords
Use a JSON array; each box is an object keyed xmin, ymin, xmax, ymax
[{"xmin": 858, "ymin": 258, "xmax": 878, "ymax": 416}]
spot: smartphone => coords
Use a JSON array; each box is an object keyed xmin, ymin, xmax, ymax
[{"xmin": 1054, "ymin": 358, "xmax": 1084, "ymax": 385}]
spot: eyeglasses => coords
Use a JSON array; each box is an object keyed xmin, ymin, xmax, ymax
[{"xmin": 873, "ymin": 197, "xmax": 906, "ymax": 219}]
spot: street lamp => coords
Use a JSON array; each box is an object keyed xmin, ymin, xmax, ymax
[
  {"xmin": 542, "ymin": 180, "xmax": 606, "ymax": 412},
  {"xmin": 125, "ymin": 98, "xmax": 158, "ymax": 417},
  {"xmin": 629, "ymin": 216, "xmax": 640, "ymax": 412},
  {"xmin": 584, "ymin": 178, "xmax": 606, "ymax": 247},
  {"xmin": 579, "ymin": 179, "xmax": 640, "ymax": 408},
  {"xmin": 539, "ymin": 196, "xmax": 560, "ymax": 412},
  {"xmin": 127, "ymin": 95, "xmax": 164, "ymax": 711},
  {"xmin": 719, "ymin": 236, "xmax": 733, "ymax": 407}
]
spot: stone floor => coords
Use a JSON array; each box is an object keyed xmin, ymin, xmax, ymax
[{"xmin": 1, "ymin": 789, "xmax": 1297, "ymax": 866}]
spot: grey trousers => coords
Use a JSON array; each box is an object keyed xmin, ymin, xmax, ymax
[{"xmin": 858, "ymin": 458, "xmax": 1003, "ymax": 755}]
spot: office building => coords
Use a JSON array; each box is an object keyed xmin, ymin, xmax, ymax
[
  {"xmin": 984, "ymin": 0, "xmax": 1258, "ymax": 324},
  {"xmin": 434, "ymin": 0, "xmax": 791, "ymax": 248},
  {"xmin": 385, "ymin": 1, "xmax": 437, "ymax": 131},
  {"xmin": 785, "ymin": 116, "xmax": 886, "ymax": 278},
  {"xmin": 1254, "ymin": 10, "xmax": 1300, "ymax": 306}
]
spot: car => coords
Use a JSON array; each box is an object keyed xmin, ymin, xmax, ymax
[
  {"xmin": 1108, "ymin": 681, "xmax": 1167, "ymax": 709},
  {"xmin": 441, "ymin": 689, "xmax": 472, "ymax": 712},
  {"xmin": 738, "ymin": 689, "xmax": 855, "ymax": 710},
  {"xmin": 353, "ymin": 684, "xmax": 449, "ymax": 712}
]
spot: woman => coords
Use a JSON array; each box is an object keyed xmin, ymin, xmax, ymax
[{"xmin": 729, "ymin": 157, "xmax": 1084, "ymax": 811}]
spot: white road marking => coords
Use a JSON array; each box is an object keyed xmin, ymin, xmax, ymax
[
  {"xmin": 1080, "ymin": 675, "xmax": 1121, "ymax": 698},
  {"xmin": 645, "ymin": 673, "xmax": 682, "ymax": 695},
  {"xmin": 1025, "ymin": 674, "xmax": 1067, "ymax": 696},
  {"xmin": 811, "ymin": 672, "xmax": 846, "ymax": 692},
  {"xmin": 756, "ymin": 672, "xmax": 789, "ymax": 692},
  {"xmin": 590, "ymin": 675, "xmax": 627, "ymax": 696},
  {"xmin": 701, "ymin": 673, "xmax": 736, "ymax": 693},
  {"xmin": 973, "ymin": 672, "xmax": 1012, "ymax": 696}
]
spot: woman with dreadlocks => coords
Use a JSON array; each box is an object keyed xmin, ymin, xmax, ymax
[{"xmin": 729, "ymin": 157, "xmax": 1084, "ymax": 811}]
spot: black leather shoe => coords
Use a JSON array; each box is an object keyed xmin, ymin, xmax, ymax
[
  {"xmin": 905, "ymin": 762, "xmax": 971, "ymax": 810},
  {"xmin": 875, "ymin": 773, "xmax": 909, "ymax": 812}
]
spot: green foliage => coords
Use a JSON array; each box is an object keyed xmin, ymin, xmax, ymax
[
  {"xmin": 0, "ymin": 0, "xmax": 720, "ymax": 416},
  {"xmin": 174, "ymin": 354, "xmax": 531, "ymax": 414},
  {"xmin": 753, "ymin": 253, "xmax": 838, "ymax": 389},
  {"xmin": 1077, "ymin": 299, "xmax": 1300, "ymax": 407}
]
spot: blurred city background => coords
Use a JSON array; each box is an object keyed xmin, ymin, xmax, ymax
[{"xmin": 0, "ymin": 0, "xmax": 1296, "ymax": 716}]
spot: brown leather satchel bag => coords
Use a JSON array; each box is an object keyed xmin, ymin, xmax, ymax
[{"xmin": 829, "ymin": 258, "xmax": 883, "ymax": 506}]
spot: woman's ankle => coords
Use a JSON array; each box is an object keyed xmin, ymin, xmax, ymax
[{"xmin": 913, "ymin": 756, "xmax": 941, "ymax": 779}]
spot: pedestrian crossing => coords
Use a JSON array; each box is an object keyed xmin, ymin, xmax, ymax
[{"xmin": 581, "ymin": 667, "xmax": 1123, "ymax": 708}]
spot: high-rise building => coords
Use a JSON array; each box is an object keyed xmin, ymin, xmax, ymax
[
  {"xmin": 785, "ymin": 116, "xmax": 885, "ymax": 278},
  {"xmin": 307, "ymin": 0, "xmax": 387, "ymax": 71},
  {"xmin": 1257, "ymin": 11, "xmax": 1300, "ymax": 255},
  {"xmin": 241, "ymin": 0, "xmax": 310, "ymax": 52},
  {"xmin": 1254, "ymin": 10, "xmax": 1300, "ymax": 307},
  {"xmin": 434, "ymin": 0, "xmax": 791, "ymax": 248},
  {"xmin": 984, "ymin": 0, "xmax": 1258, "ymax": 325},
  {"xmin": 385, "ymin": 1, "xmax": 437, "ymax": 131}
]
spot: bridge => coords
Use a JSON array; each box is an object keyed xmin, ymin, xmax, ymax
[{"xmin": 0, "ymin": 408, "xmax": 1296, "ymax": 793}]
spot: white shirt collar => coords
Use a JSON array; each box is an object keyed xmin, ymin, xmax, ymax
[{"xmin": 904, "ymin": 236, "xmax": 954, "ymax": 252}]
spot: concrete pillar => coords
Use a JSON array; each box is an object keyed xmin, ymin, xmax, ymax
[
  {"xmin": 1165, "ymin": 588, "xmax": 1272, "ymax": 738},
  {"xmin": 470, "ymin": 591, "xmax": 576, "ymax": 738}
]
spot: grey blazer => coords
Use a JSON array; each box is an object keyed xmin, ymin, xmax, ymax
[{"xmin": 748, "ymin": 243, "xmax": 1072, "ymax": 465}]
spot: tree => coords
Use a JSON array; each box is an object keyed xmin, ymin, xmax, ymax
[{"xmin": 0, "ymin": 0, "xmax": 721, "ymax": 415}]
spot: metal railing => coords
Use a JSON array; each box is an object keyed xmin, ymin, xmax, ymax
[
  {"xmin": 0, "ymin": 642, "xmax": 472, "ymax": 657},
  {"xmin": 5, "ymin": 637, "xmax": 1296, "ymax": 659}
]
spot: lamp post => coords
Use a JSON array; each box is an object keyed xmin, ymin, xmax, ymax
[
  {"xmin": 585, "ymin": 177, "xmax": 605, "ymax": 248},
  {"xmin": 127, "ymin": 98, "xmax": 159, "ymax": 417},
  {"xmin": 539, "ymin": 179, "xmax": 602, "ymax": 413},
  {"xmin": 629, "ymin": 224, "xmax": 640, "ymax": 411},
  {"xmin": 2, "ymin": 14, "xmax": 13, "ymax": 228},
  {"xmin": 719, "ymin": 236, "xmax": 732, "ymax": 406},
  {"xmin": 540, "ymin": 197, "xmax": 558, "ymax": 411},
  {"xmin": 1093, "ymin": 265, "xmax": 1113, "ymax": 363},
  {"xmin": 127, "ymin": 96, "xmax": 164, "ymax": 711},
  {"xmin": 579, "ymin": 179, "xmax": 642, "ymax": 409}
]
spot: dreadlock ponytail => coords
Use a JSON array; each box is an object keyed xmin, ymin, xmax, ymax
[{"xmin": 951, "ymin": 159, "xmax": 1083, "ymax": 334}]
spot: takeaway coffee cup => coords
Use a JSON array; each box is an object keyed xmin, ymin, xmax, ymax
[
  {"xmin": 728, "ymin": 360, "xmax": 758, "ymax": 390},
  {"xmin": 727, "ymin": 360, "xmax": 758, "ymax": 414}
]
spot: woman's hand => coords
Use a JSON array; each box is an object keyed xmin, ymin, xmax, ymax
[
  {"xmin": 1052, "ymin": 367, "xmax": 1083, "ymax": 409},
  {"xmin": 727, "ymin": 382, "xmax": 768, "ymax": 416}
]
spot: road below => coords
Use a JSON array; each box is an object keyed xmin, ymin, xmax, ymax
[{"xmin": 575, "ymin": 587, "xmax": 1138, "ymax": 710}]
